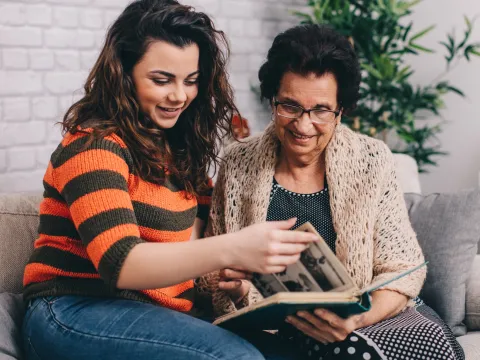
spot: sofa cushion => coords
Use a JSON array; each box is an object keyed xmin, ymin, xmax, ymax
[
  {"xmin": 466, "ymin": 256, "xmax": 480, "ymax": 331},
  {"xmin": 405, "ymin": 190, "xmax": 480, "ymax": 336},
  {"xmin": 0, "ymin": 193, "xmax": 42, "ymax": 294},
  {"xmin": 456, "ymin": 332, "xmax": 480, "ymax": 360},
  {"xmin": 0, "ymin": 293, "xmax": 25, "ymax": 359}
]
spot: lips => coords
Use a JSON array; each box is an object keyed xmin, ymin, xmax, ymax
[
  {"xmin": 158, "ymin": 106, "xmax": 182, "ymax": 112},
  {"xmin": 288, "ymin": 129, "xmax": 314, "ymax": 140},
  {"xmin": 156, "ymin": 105, "xmax": 183, "ymax": 119}
]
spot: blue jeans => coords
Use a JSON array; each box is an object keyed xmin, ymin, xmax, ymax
[{"xmin": 23, "ymin": 296, "xmax": 299, "ymax": 360}]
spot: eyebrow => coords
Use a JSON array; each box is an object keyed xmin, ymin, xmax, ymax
[
  {"xmin": 280, "ymin": 96, "xmax": 333, "ymax": 110},
  {"xmin": 149, "ymin": 70, "xmax": 200, "ymax": 78}
]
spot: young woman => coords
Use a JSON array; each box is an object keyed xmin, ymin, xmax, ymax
[{"xmin": 22, "ymin": 1, "xmax": 317, "ymax": 359}]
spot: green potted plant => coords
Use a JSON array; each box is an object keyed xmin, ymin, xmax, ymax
[{"xmin": 289, "ymin": 0, "xmax": 480, "ymax": 172}]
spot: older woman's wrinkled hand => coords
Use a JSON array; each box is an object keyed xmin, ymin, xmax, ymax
[
  {"xmin": 218, "ymin": 268, "xmax": 252, "ymax": 304},
  {"xmin": 286, "ymin": 309, "xmax": 364, "ymax": 344}
]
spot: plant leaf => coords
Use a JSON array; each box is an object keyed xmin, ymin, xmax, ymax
[
  {"xmin": 409, "ymin": 43, "xmax": 435, "ymax": 53},
  {"xmin": 410, "ymin": 25, "xmax": 435, "ymax": 42},
  {"xmin": 447, "ymin": 85, "xmax": 466, "ymax": 97},
  {"xmin": 361, "ymin": 63, "xmax": 383, "ymax": 79}
]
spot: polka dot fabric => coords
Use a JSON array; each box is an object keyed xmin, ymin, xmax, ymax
[
  {"xmin": 266, "ymin": 177, "xmax": 337, "ymax": 252},
  {"xmin": 279, "ymin": 298, "xmax": 464, "ymax": 360},
  {"xmin": 268, "ymin": 178, "xmax": 464, "ymax": 360}
]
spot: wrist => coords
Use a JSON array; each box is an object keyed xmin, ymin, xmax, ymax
[{"xmin": 214, "ymin": 232, "xmax": 239, "ymax": 269}]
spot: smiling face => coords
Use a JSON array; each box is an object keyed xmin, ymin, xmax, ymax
[
  {"xmin": 132, "ymin": 40, "xmax": 200, "ymax": 129},
  {"xmin": 273, "ymin": 71, "xmax": 341, "ymax": 162}
]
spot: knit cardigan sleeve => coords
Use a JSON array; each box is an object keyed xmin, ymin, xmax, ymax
[
  {"xmin": 370, "ymin": 147, "xmax": 426, "ymax": 298},
  {"xmin": 195, "ymin": 147, "xmax": 264, "ymax": 318}
]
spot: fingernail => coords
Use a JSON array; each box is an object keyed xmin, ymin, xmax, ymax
[{"xmin": 286, "ymin": 316, "xmax": 293, "ymax": 323}]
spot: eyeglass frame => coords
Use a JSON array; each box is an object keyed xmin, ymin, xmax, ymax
[{"xmin": 272, "ymin": 97, "xmax": 341, "ymax": 124}]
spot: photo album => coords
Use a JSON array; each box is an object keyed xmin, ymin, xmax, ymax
[{"xmin": 213, "ymin": 222, "xmax": 427, "ymax": 331}]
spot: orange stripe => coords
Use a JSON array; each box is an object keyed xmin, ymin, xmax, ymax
[
  {"xmin": 196, "ymin": 195, "xmax": 211, "ymax": 206},
  {"xmin": 23, "ymin": 263, "xmax": 100, "ymax": 286},
  {"xmin": 104, "ymin": 133, "xmax": 128, "ymax": 149},
  {"xmin": 141, "ymin": 283, "xmax": 193, "ymax": 311},
  {"xmin": 61, "ymin": 130, "xmax": 128, "ymax": 149},
  {"xmin": 44, "ymin": 162, "xmax": 55, "ymax": 187},
  {"xmin": 35, "ymin": 234, "xmax": 89, "ymax": 259},
  {"xmin": 139, "ymin": 226, "xmax": 192, "ymax": 243},
  {"xmin": 69, "ymin": 189, "xmax": 133, "ymax": 227},
  {"xmin": 61, "ymin": 131, "xmax": 88, "ymax": 147},
  {"xmin": 40, "ymin": 197, "xmax": 70, "ymax": 218},
  {"xmin": 153, "ymin": 280, "xmax": 194, "ymax": 298},
  {"xmin": 55, "ymin": 150, "xmax": 129, "ymax": 192},
  {"xmin": 86, "ymin": 223, "xmax": 140, "ymax": 268},
  {"xmin": 131, "ymin": 177, "xmax": 197, "ymax": 212}
]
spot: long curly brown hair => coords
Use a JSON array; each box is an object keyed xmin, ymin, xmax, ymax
[{"xmin": 62, "ymin": 0, "xmax": 237, "ymax": 196}]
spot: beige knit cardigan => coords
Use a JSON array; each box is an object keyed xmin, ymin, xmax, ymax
[{"xmin": 199, "ymin": 122, "xmax": 426, "ymax": 317}]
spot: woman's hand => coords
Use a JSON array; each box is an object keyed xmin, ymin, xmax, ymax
[
  {"xmin": 286, "ymin": 290, "xmax": 408, "ymax": 344},
  {"xmin": 218, "ymin": 268, "xmax": 252, "ymax": 303},
  {"xmin": 227, "ymin": 218, "xmax": 319, "ymax": 274},
  {"xmin": 286, "ymin": 309, "xmax": 363, "ymax": 344}
]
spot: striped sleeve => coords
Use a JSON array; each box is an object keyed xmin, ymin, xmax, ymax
[
  {"xmin": 196, "ymin": 177, "xmax": 213, "ymax": 222},
  {"xmin": 51, "ymin": 133, "xmax": 144, "ymax": 289}
]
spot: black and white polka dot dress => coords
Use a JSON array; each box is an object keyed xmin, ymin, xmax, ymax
[{"xmin": 266, "ymin": 177, "xmax": 465, "ymax": 360}]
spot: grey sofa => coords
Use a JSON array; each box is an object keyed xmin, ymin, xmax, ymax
[{"xmin": 1, "ymin": 188, "xmax": 479, "ymax": 359}]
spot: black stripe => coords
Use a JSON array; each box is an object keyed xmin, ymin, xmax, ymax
[
  {"xmin": 176, "ymin": 287, "xmax": 195, "ymax": 301},
  {"xmin": 38, "ymin": 214, "xmax": 80, "ymax": 240},
  {"xmin": 196, "ymin": 204, "xmax": 209, "ymax": 222},
  {"xmin": 43, "ymin": 181, "xmax": 64, "ymax": 202},
  {"xmin": 98, "ymin": 236, "xmax": 144, "ymax": 288},
  {"xmin": 132, "ymin": 201, "xmax": 196, "ymax": 232},
  {"xmin": 30, "ymin": 246, "xmax": 97, "ymax": 274},
  {"xmin": 51, "ymin": 136, "xmax": 125, "ymax": 169},
  {"xmin": 62, "ymin": 170, "xmax": 129, "ymax": 205},
  {"xmin": 78, "ymin": 208, "xmax": 137, "ymax": 245},
  {"xmin": 50, "ymin": 142, "xmax": 65, "ymax": 165},
  {"xmin": 160, "ymin": 177, "xmax": 182, "ymax": 192}
]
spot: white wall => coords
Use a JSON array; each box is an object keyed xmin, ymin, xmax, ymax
[
  {"xmin": 0, "ymin": 0, "xmax": 303, "ymax": 193},
  {"xmin": 1, "ymin": 0, "xmax": 478, "ymax": 193},
  {"xmin": 406, "ymin": 0, "xmax": 480, "ymax": 193}
]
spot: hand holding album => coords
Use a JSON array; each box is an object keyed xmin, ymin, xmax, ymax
[{"xmin": 214, "ymin": 222, "xmax": 427, "ymax": 331}]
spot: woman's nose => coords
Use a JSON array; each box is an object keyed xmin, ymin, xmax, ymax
[
  {"xmin": 296, "ymin": 112, "xmax": 314, "ymax": 132},
  {"xmin": 168, "ymin": 85, "xmax": 187, "ymax": 103}
]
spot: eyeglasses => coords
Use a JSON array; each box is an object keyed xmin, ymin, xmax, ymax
[{"xmin": 273, "ymin": 98, "xmax": 340, "ymax": 124}]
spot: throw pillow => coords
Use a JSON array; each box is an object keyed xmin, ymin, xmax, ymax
[{"xmin": 405, "ymin": 190, "xmax": 480, "ymax": 336}]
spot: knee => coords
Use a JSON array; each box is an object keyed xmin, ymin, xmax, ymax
[
  {"xmin": 223, "ymin": 340, "xmax": 265, "ymax": 360},
  {"xmin": 209, "ymin": 329, "xmax": 265, "ymax": 360}
]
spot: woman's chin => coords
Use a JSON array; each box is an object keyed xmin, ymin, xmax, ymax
[{"xmin": 151, "ymin": 112, "xmax": 181, "ymax": 129}]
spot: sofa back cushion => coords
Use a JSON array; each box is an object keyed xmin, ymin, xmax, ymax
[
  {"xmin": 0, "ymin": 194, "xmax": 42, "ymax": 294},
  {"xmin": 405, "ymin": 190, "xmax": 480, "ymax": 336},
  {"xmin": 466, "ymin": 255, "xmax": 480, "ymax": 331}
]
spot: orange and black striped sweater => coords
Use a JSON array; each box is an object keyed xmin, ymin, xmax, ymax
[{"xmin": 23, "ymin": 130, "xmax": 211, "ymax": 312}]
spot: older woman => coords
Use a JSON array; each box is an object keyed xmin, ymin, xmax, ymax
[{"xmin": 204, "ymin": 25, "xmax": 464, "ymax": 360}]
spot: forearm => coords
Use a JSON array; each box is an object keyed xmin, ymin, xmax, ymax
[
  {"xmin": 117, "ymin": 234, "xmax": 233, "ymax": 290},
  {"xmin": 357, "ymin": 289, "xmax": 408, "ymax": 328}
]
